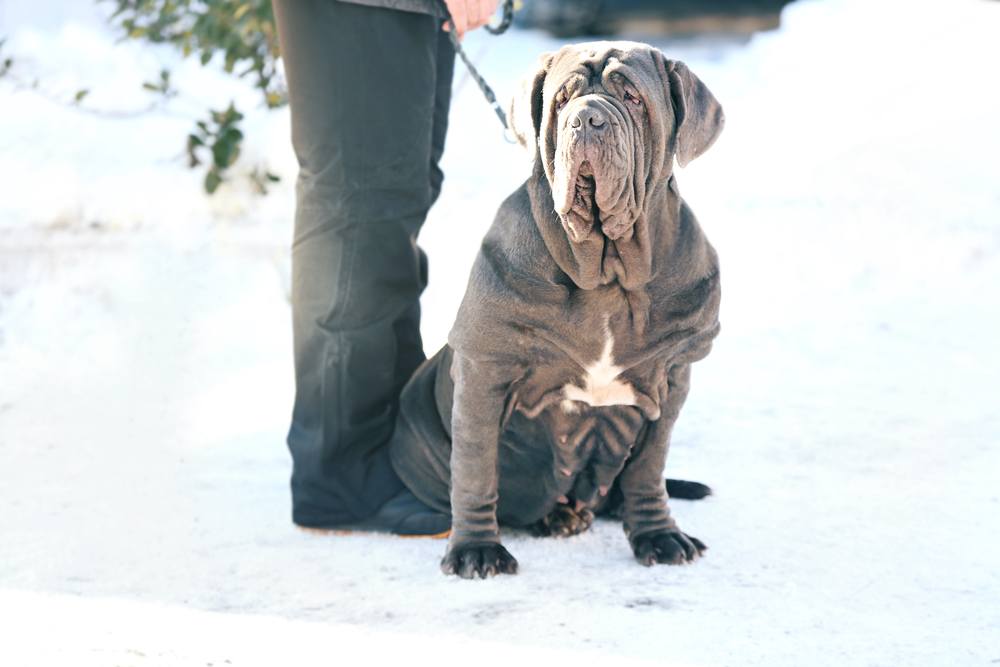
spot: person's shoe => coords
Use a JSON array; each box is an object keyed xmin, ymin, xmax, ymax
[
  {"xmin": 372, "ymin": 487, "xmax": 452, "ymax": 537},
  {"xmin": 298, "ymin": 488, "xmax": 451, "ymax": 538}
]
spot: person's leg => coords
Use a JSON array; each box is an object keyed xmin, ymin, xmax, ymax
[
  {"xmin": 389, "ymin": 21, "xmax": 455, "ymax": 410},
  {"xmin": 274, "ymin": 0, "xmax": 453, "ymax": 528},
  {"xmin": 429, "ymin": 26, "xmax": 456, "ymax": 208}
]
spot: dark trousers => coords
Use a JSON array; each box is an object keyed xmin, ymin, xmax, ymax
[{"xmin": 273, "ymin": 0, "xmax": 455, "ymax": 527}]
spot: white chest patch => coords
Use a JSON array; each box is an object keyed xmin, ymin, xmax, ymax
[{"xmin": 562, "ymin": 332, "xmax": 637, "ymax": 411}]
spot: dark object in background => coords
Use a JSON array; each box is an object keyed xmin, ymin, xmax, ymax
[{"xmin": 514, "ymin": 0, "xmax": 797, "ymax": 37}]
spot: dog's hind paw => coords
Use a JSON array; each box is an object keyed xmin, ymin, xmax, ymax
[{"xmin": 533, "ymin": 502, "xmax": 595, "ymax": 537}]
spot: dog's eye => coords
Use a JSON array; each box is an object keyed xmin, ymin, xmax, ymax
[
  {"xmin": 624, "ymin": 90, "xmax": 643, "ymax": 107},
  {"xmin": 555, "ymin": 93, "xmax": 568, "ymax": 112}
]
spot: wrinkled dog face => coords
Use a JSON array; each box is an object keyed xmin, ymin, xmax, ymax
[
  {"xmin": 509, "ymin": 42, "xmax": 724, "ymax": 243},
  {"xmin": 549, "ymin": 49, "xmax": 654, "ymax": 241}
]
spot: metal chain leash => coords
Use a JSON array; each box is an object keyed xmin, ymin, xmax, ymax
[{"xmin": 437, "ymin": 0, "xmax": 515, "ymax": 132}]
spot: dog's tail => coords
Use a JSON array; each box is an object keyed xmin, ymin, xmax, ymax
[
  {"xmin": 665, "ymin": 478, "xmax": 712, "ymax": 500},
  {"xmin": 598, "ymin": 478, "xmax": 712, "ymax": 518}
]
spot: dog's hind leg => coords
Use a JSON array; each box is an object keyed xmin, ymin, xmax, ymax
[{"xmin": 387, "ymin": 347, "xmax": 457, "ymax": 518}]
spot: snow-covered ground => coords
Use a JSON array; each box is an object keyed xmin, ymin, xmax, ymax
[{"xmin": 2, "ymin": 0, "xmax": 999, "ymax": 665}]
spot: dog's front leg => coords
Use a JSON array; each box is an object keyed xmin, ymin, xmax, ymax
[
  {"xmin": 440, "ymin": 351, "xmax": 518, "ymax": 579},
  {"xmin": 619, "ymin": 363, "xmax": 707, "ymax": 566}
]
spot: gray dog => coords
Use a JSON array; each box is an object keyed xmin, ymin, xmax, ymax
[{"xmin": 388, "ymin": 41, "xmax": 724, "ymax": 578}]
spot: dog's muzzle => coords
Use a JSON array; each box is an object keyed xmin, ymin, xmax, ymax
[{"xmin": 553, "ymin": 96, "xmax": 635, "ymax": 243}]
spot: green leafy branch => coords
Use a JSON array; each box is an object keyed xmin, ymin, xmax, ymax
[
  {"xmin": 104, "ymin": 0, "xmax": 287, "ymax": 193},
  {"xmin": 4, "ymin": 2, "xmax": 286, "ymax": 196}
]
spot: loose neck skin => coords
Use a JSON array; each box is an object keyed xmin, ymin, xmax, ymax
[{"xmin": 527, "ymin": 159, "xmax": 679, "ymax": 295}]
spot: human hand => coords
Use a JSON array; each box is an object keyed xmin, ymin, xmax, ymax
[{"xmin": 442, "ymin": 0, "xmax": 501, "ymax": 39}]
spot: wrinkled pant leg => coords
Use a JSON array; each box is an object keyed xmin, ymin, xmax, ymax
[
  {"xmin": 274, "ymin": 0, "xmax": 454, "ymax": 527},
  {"xmin": 429, "ymin": 24, "xmax": 455, "ymax": 208},
  {"xmin": 391, "ymin": 24, "xmax": 455, "ymax": 414}
]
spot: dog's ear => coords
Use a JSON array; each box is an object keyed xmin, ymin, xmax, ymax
[
  {"xmin": 663, "ymin": 58, "xmax": 725, "ymax": 167},
  {"xmin": 508, "ymin": 53, "xmax": 553, "ymax": 151}
]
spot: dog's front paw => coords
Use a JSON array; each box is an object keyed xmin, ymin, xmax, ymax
[
  {"xmin": 631, "ymin": 530, "xmax": 706, "ymax": 566},
  {"xmin": 440, "ymin": 542, "xmax": 519, "ymax": 579}
]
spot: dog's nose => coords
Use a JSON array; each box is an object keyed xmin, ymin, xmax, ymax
[{"xmin": 570, "ymin": 107, "xmax": 607, "ymax": 131}]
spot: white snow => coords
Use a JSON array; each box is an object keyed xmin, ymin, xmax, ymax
[{"xmin": 1, "ymin": 0, "xmax": 999, "ymax": 665}]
